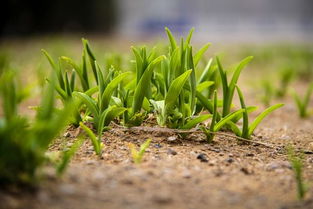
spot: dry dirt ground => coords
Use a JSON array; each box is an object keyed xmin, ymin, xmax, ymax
[{"xmin": 1, "ymin": 79, "xmax": 313, "ymax": 209}]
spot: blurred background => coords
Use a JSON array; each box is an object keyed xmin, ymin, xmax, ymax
[
  {"xmin": 0, "ymin": 0, "xmax": 312, "ymax": 114},
  {"xmin": 1, "ymin": 0, "xmax": 312, "ymax": 42}
]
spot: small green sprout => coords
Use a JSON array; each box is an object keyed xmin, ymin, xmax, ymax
[
  {"xmin": 287, "ymin": 146, "xmax": 309, "ymax": 200},
  {"xmin": 127, "ymin": 46, "xmax": 165, "ymax": 126},
  {"xmin": 260, "ymin": 79, "xmax": 274, "ymax": 106},
  {"xmin": 79, "ymin": 122, "xmax": 104, "ymax": 156},
  {"xmin": 128, "ymin": 139, "xmax": 151, "ymax": 164},
  {"xmin": 276, "ymin": 67, "xmax": 295, "ymax": 98},
  {"xmin": 292, "ymin": 83, "xmax": 313, "ymax": 118},
  {"xmin": 73, "ymin": 69, "xmax": 129, "ymax": 133},
  {"xmin": 42, "ymin": 49, "xmax": 77, "ymax": 101},
  {"xmin": 0, "ymin": 72, "xmax": 74, "ymax": 185},
  {"xmin": 151, "ymin": 70, "xmax": 191, "ymax": 127},
  {"xmin": 229, "ymin": 86, "xmax": 284, "ymax": 139},
  {"xmin": 216, "ymin": 56, "xmax": 253, "ymax": 117},
  {"xmin": 201, "ymin": 91, "xmax": 245, "ymax": 143}
]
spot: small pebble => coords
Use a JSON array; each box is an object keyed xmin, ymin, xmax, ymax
[
  {"xmin": 240, "ymin": 167, "xmax": 252, "ymax": 175},
  {"xmin": 266, "ymin": 161, "xmax": 291, "ymax": 171},
  {"xmin": 210, "ymin": 148, "xmax": 220, "ymax": 153},
  {"xmin": 167, "ymin": 148, "xmax": 177, "ymax": 155},
  {"xmin": 226, "ymin": 158, "xmax": 234, "ymax": 163},
  {"xmin": 154, "ymin": 143, "xmax": 162, "ymax": 148},
  {"xmin": 167, "ymin": 136, "xmax": 177, "ymax": 142},
  {"xmin": 245, "ymin": 153, "xmax": 254, "ymax": 157},
  {"xmin": 197, "ymin": 153, "xmax": 208, "ymax": 162}
]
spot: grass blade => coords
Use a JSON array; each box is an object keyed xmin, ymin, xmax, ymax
[
  {"xmin": 100, "ymin": 72, "xmax": 130, "ymax": 111},
  {"xmin": 165, "ymin": 70, "xmax": 192, "ymax": 112},
  {"xmin": 194, "ymin": 43, "xmax": 211, "ymax": 67},
  {"xmin": 181, "ymin": 114, "xmax": 211, "ymax": 129},
  {"xmin": 132, "ymin": 55, "xmax": 165, "ymax": 114},
  {"xmin": 227, "ymin": 121, "xmax": 242, "ymax": 136},
  {"xmin": 196, "ymin": 81, "xmax": 214, "ymax": 92},
  {"xmin": 165, "ymin": 27, "xmax": 177, "ymax": 51},
  {"xmin": 227, "ymin": 56, "xmax": 253, "ymax": 113},
  {"xmin": 73, "ymin": 92, "xmax": 99, "ymax": 117},
  {"xmin": 216, "ymin": 56, "xmax": 229, "ymax": 116},
  {"xmin": 185, "ymin": 27, "xmax": 195, "ymax": 46},
  {"xmin": 131, "ymin": 47, "xmax": 144, "ymax": 83},
  {"xmin": 236, "ymin": 85, "xmax": 249, "ymax": 138},
  {"xmin": 187, "ymin": 46, "xmax": 196, "ymax": 113},
  {"xmin": 214, "ymin": 109, "xmax": 245, "ymax": 132},
  {"xmin": 103, "ymin": 106, "xmax": 126, "ymax": 127},
  {"xmin": 82, "ymin": 38, "xmax": 98, "ymax": 84},
  {"xmin": 79, "ymin": 122, "xmax": 101, "ymax": 155},
  {"xmin": 248, "ymin": 103, "xmax": 284, "ymax": 136},
  {"xmin": 198, "ymin": 58, "xmax": 213, "ymax": 84}
]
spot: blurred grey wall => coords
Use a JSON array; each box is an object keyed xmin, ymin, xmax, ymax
[{"xmin": 116, "ymin": 0, "xmax": 313, "ymax": 41}]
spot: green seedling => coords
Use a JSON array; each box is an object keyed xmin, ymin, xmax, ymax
[
  {"xmin": 128, "ymin": 139, "xmax": 151, "ymax": 164},
  {"xmin": 229, "ymin": 86, "xmax": 284, "ymax": 139},
  {"xmin": 79, "ymin": 122, "xmax": 104, "ymax": 156},
  {"xmin": 151, "ymin": 27, "xmax": 212, "ymax": 128},
  {"xmin": 126, "ymin": 46, "xmax": 165, "ymax": 126},
  {"xmin": 164, "ymin": 27, "xmax": 211, "ymax": 115},
  {"xmin": 260, "ymin": 79, "xmax": 274, "ymax": 106},
  {"xmin": 292, "ymin": 83, "xmax": 313, "ymax": 118},
  {"xmin": 42, "ymin": 49, "xmax": 91, "ymax": 126},
  {"xmin": 151, "ymin": 69, "xmax": 211, "ymax": 129},
  {"xmin": 42, "ymin": 49, "xmax": 77, "ymax": 101},
  {"xmin": 216, "ymin": 56, "xmax": 253, "ymax": 117},
  {"xmin": 198, "ymin": 58, "xmax": 219, "ymax": 99},
  {"xmin": 73, "ymin": 67, "xmax": 129, "ymax": 133},
  {"xmin": 60, "ymin": 51, "xmax": 90, "ymax": 92},
  {"xmin": 201, "ymin": 91, "xmax": 245, "ymax": 143},
  {"xmin": 82, "ymin": 38, "xmax": 100, "ymax": 84},
  {"xmin": 276, "ymin": 66, "xmax": 295, "ymax": 98},
  {"xmin": 0, "ymin": 72, "xmax": 74, "ymax": 185},
  {"xmin": 151, "ymin": 70, "xmax": 192, "ymax": 127},
  {"xmin": 287, "ymin": 146, "xmax": 309, "ymax": 200}
]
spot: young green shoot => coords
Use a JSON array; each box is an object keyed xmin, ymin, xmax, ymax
[
  {"xmin": 0, "ymin": 72, "xmax": 74, "ymax": 185},
  {"xmin": 79, "ymin": 122, "xmax": 104, "ymax": 156},
  {"xmin": 287, "ymin": 146, "xmax": 309, "ymax": 200},
  {"xmin": 260, "ymin": 79, "xmax": 274, "ymax": 107},
  {"xmin": 201, "ymin": 91, "xmax": 245, "ymax": 143},
  {"xmin": 292, "ymin": 83, "xmax": 313, "ymax": 118},
  {"xmin": 128, "ymin": 139, "xmax": 151, "ymax": 164},
  {"xmin": 73, "ymin": 69, "xmax": 129, "ymax": 132},
  {"xmin": 276, "ymin": 67, "xmax": 295, "ymax": 98},
  {"xmin": 216, "ymin": 56, "xmax": 253, "ymax": 117},
  {"xmin": 230, "ymin": 86, "xmax": 284, "ymax": 139}
]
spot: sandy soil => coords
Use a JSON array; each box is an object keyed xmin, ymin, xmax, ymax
[{"xmin": 1, "ymin": 92, "xmax": 313, "ymax": 209}]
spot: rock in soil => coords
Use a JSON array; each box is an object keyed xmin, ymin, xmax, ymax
[{"xmin": 197, "ymin": 153, "xmax": 208, "ymax": 162}]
